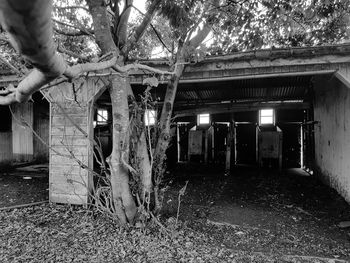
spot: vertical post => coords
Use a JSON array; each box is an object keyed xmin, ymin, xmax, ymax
[
  {"xmin": 212, "ymin": 124, "xmax": 215, "ymax": 163},
  {"xmin": 256, "ymin": 125, "xmax": 260, "ymax": 166},
  {"xmin": 300, "ymin": 124, "xmax": 304, "ymax": 168},
  {"xmin": 187, "ymin": 130, "xmax": 191, "ymax": 162},
  {"xmin": 87, "ymin": 100, "xmax": 96, "ymax": 204},
  {"xmin": 177, "ymin": 124, "xmax": 180, "ymax": 163},
  {"xmin": 279, "ymin": 132, "xmax": 283, "ymax": 172},
  {"xmin": 225, "ymin": 114, "xmax": 235, "ymax": 174},
  {"xmin": 225, "ymin": 129, "xmax": 231, "ymax": 174},
  {"xmin": 204, "ymin": 130, "xmax": 208, "ymax": 164},
  {"xmin": 233, "ymin": 121, "xmax": 237, "ymax": 165}
]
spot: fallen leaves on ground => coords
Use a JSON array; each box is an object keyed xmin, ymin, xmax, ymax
[{"xmin": 0, "ymin": 204, "xmax": 348, "ymax": 263}]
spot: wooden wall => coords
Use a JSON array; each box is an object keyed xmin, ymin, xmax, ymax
[
  {"xmin": 33, "ymin": 100, "xmax": 50, "ymax": 162},
  {"xmin": 0, "ymin": 101, "xmax": 49, "ymax": 166},
  {"xmin": 49, "ymin": 103, "xmax": 90, "ymax": 205},
  {"xmin": 0, "ymin": 106, "xmax": 12, "ymax": 165},
  {"xmin": 0, "ymin": 132, "xmax": 12, "ymax": 165},
  {"xmin": 44, "ymin": 77, "xmax": 106, "ymax": 205},
  {"xmin": 12, "ymin": 103, "xmax": 34, "ymax": 163}
]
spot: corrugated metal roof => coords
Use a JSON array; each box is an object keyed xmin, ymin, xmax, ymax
[{"xmin": 174, "ymin": 75, "xmax": 310, "ymax": 104}]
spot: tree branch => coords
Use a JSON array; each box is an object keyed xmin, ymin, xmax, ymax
[
  {"xmin": 57, "ymin": 44, "xmax": 90, "ymax": 61},
  {"xmin": 131, "ymin": 5, "xmax": 172, "ymax": 53},
  {"xmin": 116, "ymin": 0, "xmax": 133, "ymax": 48},
  {"xmin": 53, "ymin": 26, "xmax": 91, "ymax": 37},
  {"xmin": 0, "ymin": 0, "xmax": 67, "ymax": 104},
  {"xmin": 0, "ymin": 55, "xmax": 23, "ymax": 75},
  {"xmin": 86, "ymin": 0, "xmax": 118, "ymax": 54},
  {"xmin": 53, "ymin": 5, "xmax": 90, "ymax": 13},
  {"xmin": 185, "ymin": 0, "xmax": 220, "ymax": 50},
  {"xmin": 63, "ymin": 56, "xmax": 118, "ymax": 78},
  {"xmin": 125, "ymin": 0, "xmax": 162, "ymax": 55},
  {"xmin": 52, "ymin": 18, "xmax": 94, "ymax": 36},
  {"xmin": 113, "ymin": 62, "xmax": 182, "ymax": 75}
]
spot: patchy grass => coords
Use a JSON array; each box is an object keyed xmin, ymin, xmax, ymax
[{"xmin": 0, "ymin": 204, "xmax": 348, "ymax": 263}]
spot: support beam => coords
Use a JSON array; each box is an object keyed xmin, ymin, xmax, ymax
[
  {"xmin": 130, "ymin": 70, "xmax": 337, "ymax": 85},
  {"xmin": 335, "ymin": 68, "xmax": 350, "ymax": 89},
  {"xmin": 175, "ymin": 102, "xmax": 311, "ymax": 118}
]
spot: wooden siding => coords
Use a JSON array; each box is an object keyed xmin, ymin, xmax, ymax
[
  {"xmin": 33, "ymin": 101, "xmax": 50, "ymax": 162},
  {"xmin": 12, "ymin": 103, "xmax": 34, "ymax": 163},
  {"xmin": 49, "ymin": 103, "xmax": 89, "ymax": 205},
  {"xmin": 43, "ymin": 77, "xmax": 106, "ymax": 205},
  {"xmin": 0, "ymin": 132, "xmax": 12, "ymax": 165}
]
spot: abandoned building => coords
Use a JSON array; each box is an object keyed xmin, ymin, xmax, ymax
[
  {"xmin": 0, "ymin": 71, "xmax": 49, "ymax": 167},
  {"xmin": 1, "ymin": 44, "xmax": 350, "ymax": 206}
]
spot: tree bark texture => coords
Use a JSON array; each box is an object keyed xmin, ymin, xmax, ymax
[
  {"xmin": 153, "ymin": 55, "xmax": 185, "ymax": 213},
  {"xmin": 86, "ymin": 0, "xmax": 155, "ymax": 222},
  {"xmin": 108, "ymin": 77, "xmax": 137, "ymax": 223},
  {"xmin": 153, "ymin": 0, "xmax": 218, "ymax": 182},
  {"xmin": 86, "ymin": 0, "xmax": 118, "ymax": 54},
  {"xmin": 153, "ymin": 63, "xmax": 184, "ymax": 168}
]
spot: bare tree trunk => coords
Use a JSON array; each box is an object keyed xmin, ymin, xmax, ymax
[
  {"xmin": 126, "ymin": 81, "xmax": 153, "ymax": 199},
  {"xmin": 153, "ymin": 54, "xmax": 185, "ymax": 212},
  {"xmin": 154, "ymin": 69, "xmax": 183, "ymax": 161},
  {"xmin": 108, "ymin": 76, "xmax": 137, "ymax": 224},
  {"xmin": 138, "ymin": 132, "xmax": 153, "ymax": 196}
]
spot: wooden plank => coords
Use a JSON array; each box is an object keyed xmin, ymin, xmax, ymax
[
  {"xmin": 51, "ymin": 136, "xmax": 88, "ymax": 146},
  {"xmin": 86, "ymin": 77, "xmax": 108, "ymax": 102},
  {"xmin": 12, "ymin": 103, "xmax": 34, "ymax": 162},
  {"xmin": 52, "ymin": 116, "xmax": 87, "ymax": 126},
  {"xmin": 33, "ymin": 102, "xmax": 49, "ymax": 162},
  {"xmin": 50, "ymin": 154, "xmax": 88, "ymax": 166},
  {"xmin": 50, "ymin": 164, "xmax": 88, "ymax": 176},
  {"xmin": 50, "ymin": 172, "xmax": 88, "ymax": 184},
  {"xmin": 52, "ymin": 115, "xmax": 87, "ymax": 126},
  {"xmin": 46, "ymin": 80, "xmax": 88, "ymax": 103},
  {"xmin": 51, "ymin": 105, "xmax": 87, "ymax": 115},
  {"xmin": 0, "ymin": 132, "xmax": 12, "ymax": 164},
  {"xmin": 50, "ymin": 192, "xmax": 88, "ymax": 205},
  {"xmin": 51, "ymin": 126, "xmax": 87, "ymax": 136},
  {"xmin": 335, "ymin": 67, "xmax": 350, "ymax": 89},
  {"xmin": 50, "ymin": 182, "xmax": 88, "ymax": 196},
  {"xmin": 51, "ymin": 145, "xmax": 88, "ymax": 157}
]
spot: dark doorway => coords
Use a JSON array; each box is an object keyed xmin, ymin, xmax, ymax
[{"xmin": 236, "ymin": 123, "xmax": 257, "ymax": 165}]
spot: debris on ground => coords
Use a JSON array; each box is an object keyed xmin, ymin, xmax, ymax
[
  {"xmin": 164, "ymin": 165, "xmax": 350, "ymax": 261},
  {"xmin": 338, "ymin": 221, "xmax": 350, "ymax": 229},
  {"xmin": 0, "ymin": 164, "xmax": 48, "ymax": 208},
  {"xmin": 1, "ymin": 164, "xmax": 350, "ymax": 262},
  {"xmin": 0, "ymin": 204, "xmax": 349, "ymax": 263}
]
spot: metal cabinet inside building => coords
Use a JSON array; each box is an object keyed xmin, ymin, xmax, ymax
[{"xmin": 258, "ymin": 126, "xmax": 283, "ymax": 170}]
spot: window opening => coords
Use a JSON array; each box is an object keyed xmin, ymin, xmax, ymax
[
  {"xmin": 97, "ymin": 109, "xmax": 108, "ymax": 125},
  {"xmin": 198, "ymin": 113, "xmax": 210, "ymax": 125},
  {"xmin": 145, "ymin": 110, "xmax": 156, "ymax": 126},
  {"xmin": 259, "ymin": 109, "xmax": 274, "ymax": 125}
]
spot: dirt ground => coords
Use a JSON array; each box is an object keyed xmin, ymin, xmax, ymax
[
  {"xmin": 0, "ymin": 164, "xmax": 49, "ymax": 208},
  {"xmin": 163, "ymin": 164, "xmax": 350, "ymax": 260},
  {"xmin": 1, "ymin": 163, "xmax": 350, "ymax": 261}
]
